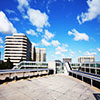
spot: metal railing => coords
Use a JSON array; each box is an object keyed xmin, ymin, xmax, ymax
[{"xmin": 69, "ymin": 70, "xmax": 100, "ymax": 89}]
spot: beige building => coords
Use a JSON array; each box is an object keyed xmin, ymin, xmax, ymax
[
  {"xmin": 78, "ymin": 56, "xmax": 95, "ymax": 63},
  {"xmin": 4, "ymin": 33, "xmax": 31, "ymax": 66},
  {"xmin": 32, "ymin": 47, "xmax": 46, "ymax": 62},
  {"xmin": 63, "ymin": 58, "xmax": 72, "ymax": 63}
]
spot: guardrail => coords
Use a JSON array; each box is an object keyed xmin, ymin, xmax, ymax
[
  {"xmin": 0, "ymin": 68, "xmax": 54, "ymax": 81},
  {"xmin": 69, "ymin": 70, "xmax": 100, "ymax": 89}
]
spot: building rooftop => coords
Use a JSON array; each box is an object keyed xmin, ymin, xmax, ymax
[{"xmin": 0, "ymin": 74, "xmax": 99, "ymax": 100}]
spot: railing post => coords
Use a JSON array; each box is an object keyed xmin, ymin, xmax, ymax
[
  {"xmin": 82, "ymin": 75, "xmax": 83, "ymax": 82},
  {"xmin": 76, "ymin": 73, "xmax": 77, "ymax": 78},
  {"xmin": 14, "ymin": 72, "xmax": 17, "ymax": 81},
  {"xmin": 91, "ymin": 79, "xmax": 93, "ymax": 86}
]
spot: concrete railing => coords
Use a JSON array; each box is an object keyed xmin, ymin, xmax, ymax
[{"xmin": 0, "ymin": 68, "xmax": 54, "ymax": 80}]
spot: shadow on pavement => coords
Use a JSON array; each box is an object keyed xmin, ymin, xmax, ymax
[{"xmin": 93, "ymin": 93, "xmax": 100, "ymax": 100}]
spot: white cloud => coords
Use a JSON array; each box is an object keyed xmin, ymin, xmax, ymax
[
  {"xmin": 6, "ymin": 9, "xmax": 16, "ymax": 14},
  {"xmin": 27, "ymin": 8, "xmax": 50, "ymax": 31},
  {"xmin": 10, "ymin": 17, "xmax": 20, "ymax": 21},
  {"xmin": 69, "ymin": 50, "xmax": 75, "ymax": 56},
  {"xmin": 51, "ymin": 40, "xmax": 60, "ymax": 47},
  {"xmin": 0, "ymin": 37, "xmax": 3, "ymax": 44},
  {"xmin": 56, "ymin": 45, "xmax": 68, "ymax": 53},
  {"xmin": 0, "ymin": 11, "xmax": 17, "ymax": 34},
  {"xmin": 77, "ymin": 0, "xmax": 100, "ymax": 24},
  {"xmin": 55, "ymin": 51, "xmax": 61, "ymax": 55},
  {"xmin": 36, "ymin": 28, "xmax": 43, "ymax": 32},
  {"xmin": 17, "ymin": 0, "xmax": 50, "ymax": 31},
  {"xmin": 97, "ymin": 48, "xmax": 100, "ymax": 52},
  {"xmin": 84, "ymin": 51, "xmax": 97, "ymax": 56},
  {"xmin": 44, "ymin": 30, "xmax": 54, "ymax": 40},
  {"xmin": 0, "ymin": 45, "xmax": 3, "ymax": 48},
  {"xmin": 26, "ymin": 29, "xmax": 38, "ymax": 37},
  {"xmin": 55, "ymin": 44, "xmax": 68, "ymax": 57},
  {"xmin": 41, "ymin": 39, "xmax": 51, "ymax": 46},
  {"xmin": 17, "ymin": 0, "xmax": 29, "ymax": 12},
  {"xmin": 23, "ymin": 15, "xmax": 29, "ymax": 19},
  {"xmin": 32, "ymin": 42, "xmax": 38, "ymax": 47},
  {"xmin": 78, "ymin": 50, "xmax": 82, "ymax": 53},
  {"xmin": 68, "ymin": 29, "xmax": 89, "ymax": 41}
]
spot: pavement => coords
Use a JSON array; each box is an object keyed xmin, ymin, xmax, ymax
[{"xmin": 0, "ymin": 74, "xmax": 99, "ymax": 100}]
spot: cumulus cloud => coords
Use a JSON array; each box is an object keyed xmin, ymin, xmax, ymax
[
  {"xmin": 41, "ymin": 39, "xmax": 51, "ymax": 46},
  {"xmin": 51, "ymin": 40, "xmax": 60, "ymax": 47},
  {"xmin": 44, "ymin": 30, "xmax": 54, "ymax": 40},
  {"xmin": 17, "ymin": 0, "xmax": 29, "ymax": 12},
  {"xmin": 23, "ymin": 15, "xmax": 29, "ymax": 19},
  {"xmin": 55, "ymin": 51, "xmax": 61, "ymax": 55},
  {"xmin": 77, "ymin": 0, "xmax": 100, "ymax": 24},
  {"xmin": 68, "ymin": 29, "xmax": 89, "ymax": 41},
  {"xmin": 0, "ymin": 11, "xmax": 17, "ymax": 34},
  {"xmin": 84, "ymin": 51, "xmax": 97, "ymax": 56},
  {"xmin": 78, "ymin": 50, "xmax": 82, "ymax": 53},
  {"xmin": 17, "ymin": 0, "xmax": 50, "ymax": 31},
  {"xmin": 27, "ymin": 8, "xmax": 50, "ymax": 32},
  {"xmin": 0, "ymin": 37, "xmax": 3, "ymax": 44},
  {"xmin": 56, "ymin": 45, "xmax": 67, "ymax": 53},
  {"xmin": 0, "ymin": 45, "xmax": 3, "ymax": 48},
  {"xmin": 6, "ymin": 9, "xmax": 16, "ymax": 14},
  {"xmin": 10, "ymin": 17, "xmax": 20, "ymax": 21},
  {"xmin": 55, "ymin": 44, "xmax": 68, "ymax": 56},
  {"xmin": 97, "ymin": 48, "xmax": 100, "ymax": 52},
  {"xmin": 26, "ymin": 29, "xmax": 38, "ymax": 37},
  {"xmin": 69, "ymin": 50, "xmax": 75, "ymax": 56}
]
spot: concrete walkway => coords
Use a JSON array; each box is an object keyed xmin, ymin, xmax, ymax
[{"xmin": 0, "ymin": 74, "xmax": 99, "ymax": 100}]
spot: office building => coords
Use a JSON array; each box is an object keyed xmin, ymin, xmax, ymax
[
  {"xmin": 4, "ymin": 33, "xmax": 31, "ymax": 66},
  {"xmin": 78, "ymin": 56, "xmax": 95, "ymax": 63},
  {"xmin": 31, "ymin": 46, "xmax": 36, "ymax": 61},
  {"xmin": 63, "ymin": 58, "xmax": 72, "ymax": 63},
  {"xmin": 32, "ymin": 47, "xmax": 46, "ymax": 62}
]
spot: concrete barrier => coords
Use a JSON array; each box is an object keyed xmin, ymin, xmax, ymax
[{"xmin": 0, "ymin": 68, "xmax": 54, "ymax": 81}]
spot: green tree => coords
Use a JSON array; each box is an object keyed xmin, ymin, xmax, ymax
[
  {"xmin": 0, "ymin": 58, "xmax": 13, "ymax": 69},
  {"xmin": 6, "ymin": 58, "xmax": 13, "ymax": 69}
]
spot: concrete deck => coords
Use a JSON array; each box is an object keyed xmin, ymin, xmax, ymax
[{"xmin": 0, "ymin": 74, "xmax": 99, "ymax": 100}]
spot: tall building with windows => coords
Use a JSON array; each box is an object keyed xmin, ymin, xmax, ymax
[
  {"xmin": 78, "ymin": 56, "xmax": 95, "ymax": 63},
  {"xmin": 4, "ymin": 33, "xmax": 31, "ymax": 66},
  {"xmin": 32, "ymin": 47, "xmax": 46, "ymax": 62}
]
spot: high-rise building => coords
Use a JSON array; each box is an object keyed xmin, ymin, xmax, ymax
[
  {"xmin": 40, "ymin": 48, "xmax": 46, "ymax": 62},
  {"xmin": 31, "ymin": 46, "xmax": 36, "ymax": 61},
  {"xmin": 32, "ymin": 47, "xmax": 46, "ymax": 62},
  {"xmin": 78, "ymin": 56, "xmax": 95, "ymax": 63},
  {"xmin": 4, "ymin": 33, "xmax": 31, "ymax": 66},
  {"xmin": 63, "ymin": 58, "xmax": 72, "ymax": 63}
]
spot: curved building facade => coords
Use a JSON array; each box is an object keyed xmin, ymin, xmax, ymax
[{"xmin": 4, "ymin": 33, "xmax": 31, "ymax": 66}]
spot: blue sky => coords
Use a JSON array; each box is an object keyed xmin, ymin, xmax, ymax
[{"xmin": 0, "ymin": 0, "xmax": 100, "ymax": 62}]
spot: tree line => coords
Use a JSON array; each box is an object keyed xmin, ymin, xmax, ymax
[{"xmin": 0, "ymin": 58, "xmax": 13, "ymax": 69}]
